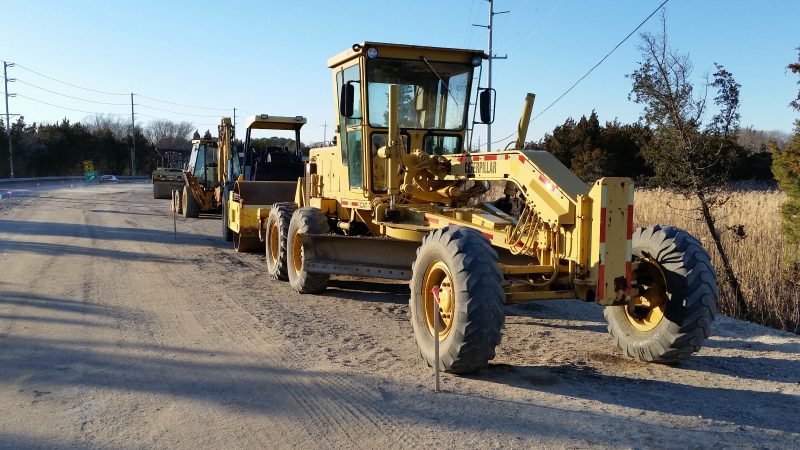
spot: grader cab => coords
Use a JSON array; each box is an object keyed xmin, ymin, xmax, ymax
[{"xmin": 267, "ymin": 42, "xmax": 718, "ymax": 374}]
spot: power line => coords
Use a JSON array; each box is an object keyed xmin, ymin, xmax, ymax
[
  {"xmin": 135, "ymin": 93, "xmax": 231, "ymax": 111},
  {"xmin": 16, "ymin": 94, "xmax": 128, "ymax": 116},
  {"xmin": 506, "ymin": 0, "xmax": 563, "ymax": 54},
  {"xmin": 13, "ymin": 63, "xmax": 129, "ymax": 96},
  {"xmin": 14, "ymin": 79, "xmax": 130, "ymax": 106},
  {"xmin": 9, "ymin": 61, "xmax": 235, "ymax": 114},
  {"xmin": 135, "ymin": 103, "xmax": 226, "ymax": 118},
  {"xmin": 487, "ymin": 0, "xmax": 669, "ymax": 148},
  {"xmin": 136, "ymin": 112, "xmax": 219, "ymax": 127}
]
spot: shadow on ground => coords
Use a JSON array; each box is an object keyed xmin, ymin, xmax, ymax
[{"xmin": 0, "ymin": 219, "xmax": 225, "ymax": 249}]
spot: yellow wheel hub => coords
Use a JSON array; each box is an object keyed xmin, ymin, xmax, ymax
[
  {"xmin": 292, "ymin": 230, "xmax": 303, "ymax": 275},
  {"xmin": 269, "ymin": 223, "xmax": 280, "ymax": 262},
  {"xmin": 625, "ymin": 258, "xmax": 668, "ymax": 332},
  {"xmin": 422, "ymin": 260, "xmax": 455, "ymax": 339}
]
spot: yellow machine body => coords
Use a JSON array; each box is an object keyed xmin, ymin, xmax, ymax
[
  {"xmin": 223, "ymin": 115, "xmax": 306, "ymax": 251},
  {"xmin": 297, "ymin": 42, "xmax": 636, "ymax": 305}
]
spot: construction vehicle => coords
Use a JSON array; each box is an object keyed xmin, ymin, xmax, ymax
[
  {"xmin": 176, "ymin": 137, "xmax": 223, "ymax": 218},
  {"xmin": 220, "ymin": 114, "xmax": 306, "ymax": 252},
  {"xmin": 266, "ymin": 42, "xmax": 719, "ymax": 374},
  {"xmin": 153, "ymin": 146, "xmax": 192, "ymax": 199},
  {"xmin": 152, "ymin": 167, "xmax": 184, "ymax": 199}
]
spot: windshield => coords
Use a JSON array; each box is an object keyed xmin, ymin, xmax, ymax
[{"xmin": 367, "ymin": 59, "xmax": 472, "ymax": 130}]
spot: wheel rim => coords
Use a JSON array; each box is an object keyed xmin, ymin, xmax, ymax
[
  {"xmin": 421, "ymin": 260, "xmax": 455, "ymax": 339},
  {"xmin": 291, "ymin": 230, "xmax": 303, "ymax": 274},
  {"xmin": 269, "ymin": 222, "xmax": 280, "ymax": 263},
  {"xmin": 625, "ymin": 257, "xmax": 667, "ymax": 332}
]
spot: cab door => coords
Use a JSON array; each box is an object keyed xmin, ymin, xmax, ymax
[{"xmin": 336, "ymin": 62, "xmax": 365, "ymax": 195}]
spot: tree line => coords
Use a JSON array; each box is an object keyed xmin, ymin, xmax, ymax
[{"xmin": 0, "ymin": 115, "xmax": 201, "ymax": 178}]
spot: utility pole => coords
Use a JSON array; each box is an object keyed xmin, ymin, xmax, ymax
[
  {"xmin": 322, "ymin": 121, "xmax": 328, "ymax": 145},
  {"xmin": 233, "ymin": 107, "xmax": 236, "ymax": 139},
  {"xmin": 3, "ymin": 61, "xmax": 16, "ymax": 178},
  {"xmin": 473, "ymin": 0, "xmax": 508, "ymax": 152},
  {"xmin": 130, "ymin": 93, "xmax": 136, "ymax": 175}
]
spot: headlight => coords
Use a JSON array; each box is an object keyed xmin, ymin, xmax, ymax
[
  {"xmin": 472, "ymin": 55, "xmax": 482, "ymax": 66},
  {"xmin": 367, "ymin": 47, "xmax": 379, "ymax": 59}
]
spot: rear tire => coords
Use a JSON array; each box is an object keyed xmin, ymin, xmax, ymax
[
  {"xmin": 182, "ymin": 186, "xmax": 199, "ymax": 218},
  {"xmin": 287, "ymin": 208, "xmax": 330, "ymax": 294},
  {"xmin": 605, "ymin": 225, "xmax": 718, "ymax": 363},
  {"xmin": 266, "ymin": 202, "xmax": 297, "ymax": 281},
  {"xmin": 410, "ymin": 226, "xmax": 505, "ymax": 374}
]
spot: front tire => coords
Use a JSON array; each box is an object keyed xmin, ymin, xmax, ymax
[
  {"xmin": 605, "ymin": 225, "xmax": 718, "ymax": 363},
  {"xmin": 287, "ymin": 208, "xmax": 330, "ymax": 293},
  {"xmin": 266, "ymin": 202, "xmax": 297, "ymax": 281},
  {"xmin": 410, "ymin": 226, "xmax": 505, "ymax": 374}
]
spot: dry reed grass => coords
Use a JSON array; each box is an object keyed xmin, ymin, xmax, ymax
[
  {"xmin": 635, "ymin": 189, "xmax": 800, "ymax": 333},
  {"xmin": 478, "ymin": 182, "xmax": 799, "ymax": 333}
]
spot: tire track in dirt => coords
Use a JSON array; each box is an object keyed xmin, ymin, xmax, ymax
[{"xmin": 183, "ymin": 250, "xmax": 418, "ymax": 449}]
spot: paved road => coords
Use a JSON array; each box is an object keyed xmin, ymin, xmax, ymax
[{"xmin": 0, "ymin": 184, "xmax": 798, "ymax": 448}]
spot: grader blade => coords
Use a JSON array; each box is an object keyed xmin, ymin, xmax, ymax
[{"xmin": 300, "ymin": 234, "xmax": 419, "ymax": 280}]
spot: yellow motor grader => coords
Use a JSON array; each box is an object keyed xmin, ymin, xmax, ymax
[{"xmin": 268, "ymin": 42, "xmax": 718, "ymax": 373}]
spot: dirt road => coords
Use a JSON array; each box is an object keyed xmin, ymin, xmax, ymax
[{"xmin": 0, "ymin": 183, "xmax": 798, "ymax": 448}]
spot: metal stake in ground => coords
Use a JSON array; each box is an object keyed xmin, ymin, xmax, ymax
[
  {"xmin": 172, "ymin": 189, "xmax": 177, "ymax": 239},
  {"xmin": 431, "ymin": 286, "xmax": 441, "ymax": 392}
]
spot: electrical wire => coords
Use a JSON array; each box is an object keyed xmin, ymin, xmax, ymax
[
  {"xmin": 12, "ymin": 63, "xmax": 129, "ymax": 96},
  {"xmin": 506, "ymin": 0, "xmax": 563, "ymax": 53},
  {"xmin": 15, "ymin": 94, "xmax": 129, "ymax": 116},
  {"xmin": 135, "ymin": 103, "xmax": 229, "ymax": 118},
  {"xmin": 14, "ymin": 79, "xmax": 130, "ymax": 106},
  {"xmin": 136, "ymin": 112, "xmax": 219, "ymax": 127},
  {"xmin": 134, "ymin": 93, "xmax": 231, "ymax": 111},
  {"xmin": 8, "ymin": 62, "xmax": 235, "ymax": 116},
  {"xmin": 485, "ymin": 0, "xmax": 669, "ymax": 148}
]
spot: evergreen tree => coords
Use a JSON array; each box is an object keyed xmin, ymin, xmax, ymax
[{"xmin": 772, "ymin": 47, "xmax": 800, "ymax": 282}]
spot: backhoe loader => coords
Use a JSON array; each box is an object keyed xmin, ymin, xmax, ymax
[
  {"xmin": 176, "ymin": 137, "xmax": 222, "ymax": 218},
  {"xmin": 268, "ymin": 42, "xmax": 718, "ymax": 374}
]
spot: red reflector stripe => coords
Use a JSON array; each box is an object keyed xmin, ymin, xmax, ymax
[
  {"xmin": 518, "ymin": 155, "xmax": 526, "ymax": 163},
  {"xmin": 484, "ymin": 154, "xmax": 497, "ymax": 161},
  {"xmin": 597, "ymin": 264, "xmax": 605, "ymax": 299},
  {"xmin": 627, "ymin": 204, "xmax": 634, "ymax": 240},
  {"xmin": 599, "ymin": 208, "xmax": 607, "ymax": 243},
  {"xmin": 483, "ymin": 232, "xmax": 493, "ymax": 240},
  {"xmin": 473, "ymin": 155, "xmax": 480, "ymax": 162},
  {"xmin": 427, "ymin": 217, "xmax": 439, "ymax": 224},
  {"xmin": 458, "ymin": 156, "xmax": 468, "ymax": 163}
]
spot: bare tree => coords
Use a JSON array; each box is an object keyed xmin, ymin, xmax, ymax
[
  {"xmin": 84, "ymin": 114, "xmax": 129, "ymax": 140},
  {"xmin": 144, "ymin": 119, "xmax": 195, "ymax": 150},
  {"xmin": 628, "ymin": 15, "xmax": 749, "ymax": 317}
]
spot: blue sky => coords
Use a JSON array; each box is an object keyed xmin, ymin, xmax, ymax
[{"xmin": 1, "ymin": 0, "xmax": 798, "ymax": 147}]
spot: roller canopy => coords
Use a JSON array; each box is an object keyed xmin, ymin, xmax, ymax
[{"xmin": 245, "ymin": 115, "xmax": 307, "ymax": 131}]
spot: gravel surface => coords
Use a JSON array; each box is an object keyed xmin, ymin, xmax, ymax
[{"xmin": 0, "ymin": 183, "xmax": 798, "ymax": 448}]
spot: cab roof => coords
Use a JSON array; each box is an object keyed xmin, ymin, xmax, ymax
[
  {"xmin": 245, "ymin": 115, "xmax": 307, "ymax": 131},
  {"xmin": 327, "ymin": 41, "xmax": 486, "ymax": 68}
]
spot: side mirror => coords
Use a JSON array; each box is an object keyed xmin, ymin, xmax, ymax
[
  {"xmin": 479, "ymin": 88, "xmax": 496, "ymax": 124},
  {"xmin": 339, "ymin": 82, "xmax": 355, "ymax": 118}
]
